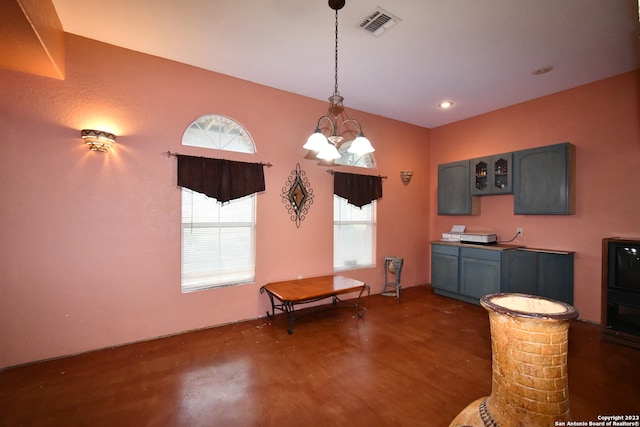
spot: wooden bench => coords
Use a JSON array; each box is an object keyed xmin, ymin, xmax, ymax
[{"xmin": 260, "ymin": 275, "xmax": 370, "ymax": 334}]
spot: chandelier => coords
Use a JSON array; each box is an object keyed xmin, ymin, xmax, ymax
[{"xmin": 303, "ymin": 0, "xmax": 375, "ymax": 161}]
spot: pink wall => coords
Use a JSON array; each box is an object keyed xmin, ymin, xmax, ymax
[
  {"xmin": 0, "ymin": 35, "xmax": 431, "ymax": 368},
  {"xmin": 2, "ymin": 32, "xmax": 636, "ymax": 369},
  {"xmin": 429, "ymin": 70, "xmax": 640, "ymax": 324}
]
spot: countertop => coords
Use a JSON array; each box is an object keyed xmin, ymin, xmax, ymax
[
  {"xmin": 431, "ymin": 241, "xmax": 524, "ymax": 251},
  {"xmin": 431, "ymin": 241, "xmax": 574, "ymax": 254}
]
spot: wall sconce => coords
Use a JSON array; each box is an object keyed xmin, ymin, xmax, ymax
[
  {"xmin": 81, "ymin": 129, "xmax": 116, "ymax": 152},
  {"xmin": 400, "ymin": 170, "xmax": 414, "ymax": 184}
]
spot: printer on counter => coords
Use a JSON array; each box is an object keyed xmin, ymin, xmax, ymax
[
  {"xmin": 441, "ymin": 225, "xmax": 465, "ymax": 241},
  {"xmin": 460, "ymin": 232, "xmax": 497, "ymax": 245},
  {"xmin": 442, "ymin": 225, "xmax": 497, "ymax": 245}
]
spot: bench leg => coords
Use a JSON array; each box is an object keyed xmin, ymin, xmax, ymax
[
  {"xmin": 260, "ymin": 287, "xmax": 278, "ymax": 318},
  {"xmin": 356, "ymin": 284, "xmax": 371, "ymax": 318},
  {"xmin": 284, "ymin": 301, "xmax": 296, "ymax": 334}
]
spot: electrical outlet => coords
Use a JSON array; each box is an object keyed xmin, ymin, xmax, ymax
[{"xmin": 517, "ymin": 227, "xmax": 523, "ymax": 236}]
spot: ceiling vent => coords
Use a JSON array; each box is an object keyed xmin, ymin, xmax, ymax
[{"xmin": 358, "ymin": 7, "xmax": 401, "ymax": 37}]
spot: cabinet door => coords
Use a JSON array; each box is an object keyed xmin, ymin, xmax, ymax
[
  {"xmin": 502, "ymin": 249, "xmax": 574, "ymax": 305},
  {"xmin": 459, "ymin": 248, "xmax": 501, "ymax": 300},
  {"xmin": 491, "ymin": 153, "xmax": 513, "ymax": 194},
  {"xmin": 431, "ymin": 245, "xmax": 459, "ymax": 293},
  {"xmin": 470, "ymin": 156, "xmax": 491, "ymax": 196},
  {"xmin": 538, "ymin": 252, "xmax": 574, "ymax": 305},
  {"xmin": 438, "ymin": 160, "xmax": 479, "ymax": 215},
  {"xmin": 502, "ymin": 250, "xmax": 538, "ymax": 294},
  {"xmin": 460, "ymin": 258, "xmax": 501, "ymax": 299},
  {"xmin": 513, "ymin": 142, "xmax": 575, "ymax": 214},
  {"xmin": 471, "ymin": 153, "xmax": 513, "ymax": 196}
]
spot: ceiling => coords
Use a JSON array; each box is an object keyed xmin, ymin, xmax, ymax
[{"xmin": 50, "ymin": 0, "xmax": 640, "ymax": 128}]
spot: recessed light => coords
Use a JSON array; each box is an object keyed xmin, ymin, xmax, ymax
[
  {"xmin": 439, "ymin": 101, "xmax": 453, "ymax": 109},
  {"xmin": 532, "ymin": 66, "xmax": 554, "ymax": 75}
]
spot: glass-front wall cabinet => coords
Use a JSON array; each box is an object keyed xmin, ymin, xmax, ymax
[{"xmin": 471, "ymin": 153, "xmax": 512, "ymax": 196}]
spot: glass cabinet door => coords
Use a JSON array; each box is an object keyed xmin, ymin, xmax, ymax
[
  {"xmin": 492, "ymin": 154, "xmax": 512, "ymax": 194},
  {"xmin": 470, "ymin": 153, "xmax": 512, "ymax": 195},
  {"xmin": 474, "ymin": 160, "xmax": 488, "ymax": 192}
]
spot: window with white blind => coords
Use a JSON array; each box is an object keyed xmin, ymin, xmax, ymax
[
  {"xmin": 181, "ymin": 189, "xmax": 256, "ymax": 292},
  {"xmin": 333, "ymin": 195, "xmax": 376, "ymax": 271},
  {"xmin": 180, "ymin": 114, "xmax": 257, "ymax": 293}
]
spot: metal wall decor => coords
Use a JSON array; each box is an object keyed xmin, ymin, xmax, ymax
[{"xmin": 281, "ymin": 163, "xmax": 314, "ymax": 228}]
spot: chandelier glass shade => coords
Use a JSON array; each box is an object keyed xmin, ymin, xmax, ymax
[{"xmin": 304, "ymin": 1, "xmax": 375, "ymax": 160}]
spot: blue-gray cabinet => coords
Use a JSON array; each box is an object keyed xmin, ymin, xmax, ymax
[
  {"xmin": 459, "ymin": 247, "xmax": 502, "ymax": 300},
  {"xmin": 431, "ymin": 243, "xmax": 574, "ymax": 305},
  {"xmin": 431, "ymin": 244, "xmax": 459, "ymax": 294},
  {"xmin": 438, "ymin": 142, "xmax": 575, "ymax": 215},
  {"xmin": 502, "ymin": 249, "xmax": 574, "ymax": 305},
  {"xmin": 437, "ymin": 160, "xmax": 479, "ymax": 215},
  {"xmin": 470, "ymin": 153, "xmax": 513, "ymax": 196},
  {"xmin": 431, "ymin": 243, "xmax": 503, "ymax": 305},
  {"xmin": 513, "ymin": 142, "xmax": 575, "ymax": 214}
]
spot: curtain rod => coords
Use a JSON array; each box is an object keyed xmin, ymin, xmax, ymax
[
  {"xmin": 164, "ymin": 151, "xmax": 273, "ymax": 168},
  {"xmin": 326, "ymin": 169, "xmax": 387, "ymax": 180}
]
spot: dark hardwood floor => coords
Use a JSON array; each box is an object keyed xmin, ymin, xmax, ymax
[{"xmin": 1, "ymin": 285, "xmax": 638, "ymax": 426}]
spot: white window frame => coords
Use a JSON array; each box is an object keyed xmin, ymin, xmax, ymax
[{"xmin": 333, "ymin": 195, "xmax": 376, "ymax": 271}]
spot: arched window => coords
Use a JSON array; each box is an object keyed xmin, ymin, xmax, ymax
[
  {"xmin": 182, "ymin": 114, "xmax": 256, "ymax": 154},
  {"xmin": 334, "ymin": 140, "xmax": 376, "ymax": 169},
  {"xmin": 180, "ymin": 115, "xmax": 257, "ymax": 292}
]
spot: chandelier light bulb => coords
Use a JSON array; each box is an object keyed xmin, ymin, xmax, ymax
[
  {"xmin": 316, "ymin": 142, "xmax": 341, "ymax": 160},
  {"xmin": 303, "ymin": 129, "xmax": 329, "ymax": 151},
  {"xmin": 348, "ymin": 133, "xmax": 375, "ymax": 155}
]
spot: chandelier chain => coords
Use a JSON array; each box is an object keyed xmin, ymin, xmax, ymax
[
  {"xmin": 334, "ymin": 9, "xmax": 339, "ymax": 96},
  {"xmin": 302, "ymin": 1, "xmax": 375, "ymax": 159}
]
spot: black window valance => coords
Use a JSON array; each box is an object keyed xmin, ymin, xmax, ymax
[
  {"xmin": 177, "ymin": 154, "xmax": 265, "ymax": 203},
  {"xmin": 333, "ymin": 172, "xmax": 383, "ymax": 208}
]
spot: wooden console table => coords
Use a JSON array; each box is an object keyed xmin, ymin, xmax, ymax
[{"xmin": 260, "ymin": 275, "xmax": 370, "ymax": 334}]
